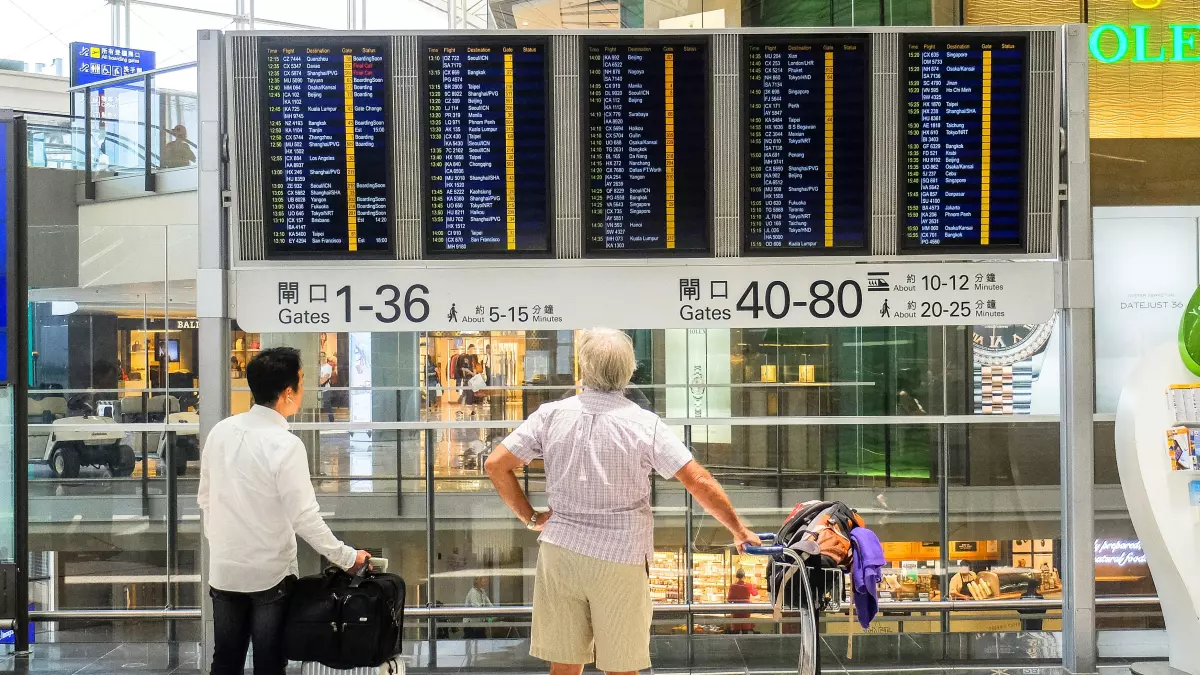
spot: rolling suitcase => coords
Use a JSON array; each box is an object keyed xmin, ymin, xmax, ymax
[
  {"xmin": 285, "ymin": 559, "xmax": 406, "ymax": 674},
  {"xmin": 298, "ymin": 657, "xmax": 404, "ymax": 675}
]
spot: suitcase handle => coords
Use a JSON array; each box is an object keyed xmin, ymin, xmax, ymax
[{"xmin": 349, "ymin": 556, "xmax": 373, "ymax": 588}]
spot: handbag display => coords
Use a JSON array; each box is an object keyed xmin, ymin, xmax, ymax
[{"xmin": 284, "ymin": 565, "xmax": 406, "ymax": 669}]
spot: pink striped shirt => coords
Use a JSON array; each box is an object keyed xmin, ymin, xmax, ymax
[{"xmin": 503, "ymin": 389, "xmax": 694, "ymax": 565}]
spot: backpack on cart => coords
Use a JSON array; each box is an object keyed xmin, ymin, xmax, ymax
[
  {"xmin": 284, "ymin": 565, "xmax": 406, "ymax": 670},
  {"xmin": 768, "ymin": 500, "xmax": 865, "ymax": 610}
]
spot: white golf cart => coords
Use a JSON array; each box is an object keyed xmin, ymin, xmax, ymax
[
  {"xmin": 118, "ymin": 395, "xmax": 200, "ymax": 476},
  {"xmin": 41, "ymin": 416, "xmax": 136, "ymax": 478},
  {"xmin": 33, "ymin": 393, "xmax": 198, "ymax": 479},
  {"xmin": 28, "ymin": 392, "xmax": 135, "ymax": 478}
]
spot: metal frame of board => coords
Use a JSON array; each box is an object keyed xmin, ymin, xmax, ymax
[
  {"xmin": 197, "ymin": 24, "xmax": 1096, "ymax": 674},
  {"xmin": 219, "ymin": 25, "xmax": 1063, "ymax": 269}
]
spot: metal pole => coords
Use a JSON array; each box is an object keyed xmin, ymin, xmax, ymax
[
  {"xmin": 938, "ymin": 424, "xmax": 950, "ymax": 646},
  {"xmin": 124, "ymin": 0, "xmax": 131, "ymax": 48},
  {"xmin": 682, "ymin": 424, "xmax": 694, "ymax": 667},
  {"xmin": 195, "ymin": 29, "xmax": 230, "ymax": 675},
  {"xmin": 424, "ymin": 430, "xmax": 437, "ymax": 666},
  {"xmin": 84, "ymin": 86, "xmax": 95, "ymax": 200},
  {"xmin": 165, "ymin": 426, "xmax": 179, "ymax": 657},
  {"xmin": 9, "ymin": 114, "xmax": 31, "ymax": 656},
  {"xmin": 111, "ymin": 1, "xmax": 121, "ymax": 47},
  {"xmin": 144, "ymin": 73, "xmax": 155, "ymax": 191},
  {"xmin": 1060, "ymin": 24, "xmax": 1096, "ymax": 675}
]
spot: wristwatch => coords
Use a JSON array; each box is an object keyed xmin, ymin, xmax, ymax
[
  {"xmin": 526, "ymin": 511, "xmax": 541, "ymax": 531},
  {"xmin": 972, "ymin": 317, "xmax": 1056, "ymax": 415}
]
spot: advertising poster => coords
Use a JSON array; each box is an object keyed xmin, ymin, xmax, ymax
[
  {"xmin": 1094, "ymin": 207, "xmax": 1198, "ymax": 413},
  {"xmin": 666, "ymin": 329, "xmax": 731, "ymax": 444},
  {"xmin": 972, "ymin": 318, "xmax": 1062, "ymax": 416},
  {"xmin": 348, "ymin": 333, "xmax": 373, "ymax": 442}
]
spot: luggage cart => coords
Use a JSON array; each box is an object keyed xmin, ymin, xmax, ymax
[{"xmin": 744, "ymin": 533, "xmax": 847, "ymax": 675}]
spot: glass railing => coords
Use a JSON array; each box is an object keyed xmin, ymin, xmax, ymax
[{"xmin": 19, "ymin": 62, "xmax": 198, "ymax": 185}]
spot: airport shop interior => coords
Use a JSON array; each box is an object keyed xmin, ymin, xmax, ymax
[{"xmin": 6, "ymin": 9, "xmax": 1200, "ymax": 673}]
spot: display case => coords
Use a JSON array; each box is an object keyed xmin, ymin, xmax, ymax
[{"xmin": 230, "ymin": 330, "xmax": 260, "ymax": 413}]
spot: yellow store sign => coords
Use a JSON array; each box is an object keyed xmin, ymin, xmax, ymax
[
  {"xmin": 1088, "ymin": 0, "xmax": 1200, "ymax": 138},
  {"xmin": 968, "ymin": 0, "xmax": 1200, "ymax": 137}
]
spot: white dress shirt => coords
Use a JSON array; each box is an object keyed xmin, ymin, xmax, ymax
[
  {"xmin": 502, "ymin": 389, "xmax": 694, "ymax": 565},
  {"xmin": 198, "ymin": 405, "xmax": 356, "ymax": 592},
  {"xmin": 466, "ymin": 586, "xmax": 493, "ymax": 607}
]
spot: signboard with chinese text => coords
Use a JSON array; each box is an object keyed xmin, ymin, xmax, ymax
[
  {"xmin": 232, "ymin": 261, "xmax": 1057, "ymax": 333},
  {"xmin": 69, "ymin": 42, "xmax": 156, "ymax": 87}
]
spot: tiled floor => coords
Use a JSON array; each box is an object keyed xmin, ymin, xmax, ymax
[{"xmin": 0, "ymin": 644, "xmax": 1149, "ymax": 675}]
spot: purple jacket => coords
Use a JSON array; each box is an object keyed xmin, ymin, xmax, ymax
[{"xmin": 849, "ymin": 527, "xmax": 885, "ymax": 628}]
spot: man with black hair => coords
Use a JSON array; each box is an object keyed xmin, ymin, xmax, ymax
[{"xmin": 199, "ymin": 347, "xmax": 369, "ymax": 675}]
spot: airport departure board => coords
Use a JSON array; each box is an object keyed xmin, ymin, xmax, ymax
[
  {"xmin": 423, "ymin": 40, "xmax": 551, "ymax": 254},
  {"xmin": 585, "ymin": 40, "xmax": 709, "ymax": 254},
  {"xmin": 261, "ymin": 39, "xmax": 392, "ymax": 258},
  {"xmin": 745, "ymin": 37, "xmax": 870, "ymax": 252},
  {"xmin": 902, "ymin": 35, "xmax": 1026, "ymax": 250}
]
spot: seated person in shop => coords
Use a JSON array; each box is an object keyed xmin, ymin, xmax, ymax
[{"xmin": 485, "ymin": 327, "xmax": 760, "ymax": 675}]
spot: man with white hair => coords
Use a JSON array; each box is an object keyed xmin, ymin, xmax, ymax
[{"xmin": 485, "ymin": 328, "xmax": 759, "ymax": 675}]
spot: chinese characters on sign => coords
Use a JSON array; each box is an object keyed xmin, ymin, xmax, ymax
[
  {"xmin": 235, "ymin": 263, "xmax": 1056, "ymax": 332},
  {"xmin": 69, "ymin": 42, "xmax": 155, "ymax": 87}
]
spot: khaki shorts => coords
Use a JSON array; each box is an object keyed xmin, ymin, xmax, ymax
[{"xmin": 530, "ymin": 542, "xmax": 653, "ymax": 672}]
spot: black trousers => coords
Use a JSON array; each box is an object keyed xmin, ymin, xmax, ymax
[{"xmin": 210, "ymin": 577, "xmax": 294, "ymax": 675}]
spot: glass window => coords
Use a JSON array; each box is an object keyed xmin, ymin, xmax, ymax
[
  {"xmin": 364, "ymin": 0, "xmax": 450, "ymax": 29},
  {"xmin": 254, "ymin": 0, "xmax": 348, "ymax": 28},
  {"xmin": 0, "ymin": 0, "xmax": 110, "ymax": 68},
  {"xmin": 0, "ymin": 388, "xmax": 12, "ymax": 563},
  {"xmin": 127, "ymin": 4, "xmax": 238, "ymax": 66}
]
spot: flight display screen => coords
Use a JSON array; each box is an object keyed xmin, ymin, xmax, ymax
[
  {"xmin": 423, "ymin": 39, "xmax": 551, "ymax": 254},
  {"xmin": 902, "ymin": 34, "xmax": 1026, "ymax": 250},
  {"xmin": 584, "ymin": 40, "xmax": 709, "ymax": 254},
  {"xmin": 745, "ymin": 37, "xmax": 870, "ymax": 253},
  {"xmin": 261, "ymin": 39, "xmax": 392, "ymax": 258}
]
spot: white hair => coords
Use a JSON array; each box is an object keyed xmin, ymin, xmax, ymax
[{"xmin": 577, "ymin": 328, "xmax": 636, "ymax": 392}]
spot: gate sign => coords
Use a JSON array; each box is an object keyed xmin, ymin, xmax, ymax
[
  {"xmin": 70, "ymin": 42, "xmax": 155, "ymax": 87},
  {"xmin": 232, "ymin": 261, "xmax": 1057, "ymax": 332}
]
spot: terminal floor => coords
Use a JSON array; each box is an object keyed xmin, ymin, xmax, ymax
[{"xmin": 0, "ymin": 644, "xmax": 1154, "ymax": 675}]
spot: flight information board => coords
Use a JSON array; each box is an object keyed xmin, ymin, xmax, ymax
[
  {"xmin": 745, "ymin": 37, "xmax": 870, "ymax": 253},
  {"xmin": 423, "ymin": 39, "xmax": 551, "ymax": 254},
  {"xmin": 261, "ymin": 39, "xmax": 392, "ymax": 258},
  {"xmin": 902, "ymin": 35, "xmax": 1026, "ymax": 250},
  {"xmin": 584, "ymin": 40, "xmax": 709, "ymax": 254}
]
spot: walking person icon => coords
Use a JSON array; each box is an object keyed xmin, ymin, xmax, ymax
[
  {"xmin": 880, "ymin": 299, "xmax": 890, "ymax": 318},
  {"xmin": 448, "ymin": 303, "xmax": 458, "ymax": 322}
]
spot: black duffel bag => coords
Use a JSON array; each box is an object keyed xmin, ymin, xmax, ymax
[{"xmin": 283, "ymin": 565, "xmax": 406, "ymax": 669}]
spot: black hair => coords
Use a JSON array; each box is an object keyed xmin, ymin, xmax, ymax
[{"xmin": 247, "ymin": 347, "xmax": 302, "ymax": 406}]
